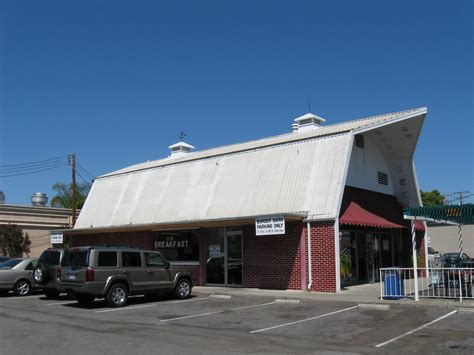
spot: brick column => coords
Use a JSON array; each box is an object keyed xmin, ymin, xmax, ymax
[{"xmin": 309, "ymin": 222, "xmax": 337, "ymax": 293}]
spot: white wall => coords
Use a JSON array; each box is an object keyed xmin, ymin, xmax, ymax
[
  {"xmin": 346, "ymin": 135, "xmax": 395, "ymax": 195},
  {"xmin": 428, "ymin": 224, "xmax": 474, "ymax": 257}
]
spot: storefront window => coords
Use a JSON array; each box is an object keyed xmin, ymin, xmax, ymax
[{"xmin": 152, "ymin": 230, "xmax": 200, "ymax": 262}]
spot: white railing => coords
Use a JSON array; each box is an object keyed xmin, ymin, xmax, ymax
[{"xmin": 380, "ymin": 267, "xmax": 474, "ymax": 302}]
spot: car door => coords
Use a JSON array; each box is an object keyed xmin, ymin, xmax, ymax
[
  {"xmin": 143, "ymin": 252, "xmax": 173, "ymax": 291},
  {"xmin": 121, "ymin": 251, "xmax": 148, "ymax": 292}
]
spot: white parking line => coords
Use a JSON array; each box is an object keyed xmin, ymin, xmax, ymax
[
  {"xmin": 4, "ymin": 294, "xmax": 43, "ymax": 300},
  {"xmin": 160, "ymin": 301, "xmax": 276, "ymax": 322},
  {"xmin": 375, "ymin": 310, "xmax": 458, "ymax": 348},
  {"xmin": 250, "ymin": 305, "xmax": 359, "ymax": 334},
  {"xmin": 46, "ymin": 301, "xmax": 76, "ymax": 306},
  {"xmin": 95, "ymin": 296, "xmax": 211, "ymax": 313}
]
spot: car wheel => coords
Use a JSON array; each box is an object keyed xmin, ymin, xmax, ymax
[
  {"xmin": 76, "ymin": 294, "xmax": 95, "ymax": 306},
  {"xmin": 106, "ymin": 283, "xmax": 128, "ymax": 307},
  {"xmin": 33, "ymin": 264, "xmax": 50, "ymax": 285},
  {"xmin": 44, "ymin": 289, "xmax": 61, "ymax": 298},
  {"xmin": 174, "ymin": 279, "xmax": 192, "ymax": 299},
  {"xmin": 14, "ymin": 279, "xmax": 31, "ymax": 296}
]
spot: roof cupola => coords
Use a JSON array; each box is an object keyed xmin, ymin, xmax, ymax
[{"xmin": 292, "ymin": 113, "xmax": 326, "ymax": 132}]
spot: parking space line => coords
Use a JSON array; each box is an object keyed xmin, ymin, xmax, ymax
[
  {"xmin": 46, "ymin": 301, "xmax": 76, "ymax": 306},
  {"xmin": 160, "ymin": 301, "xmax": 276, "ymax": 322},
  {"xmin": 4, "ymin": 295, "xmax": 43, "ymax": 300},
  {"xmin": 95, "ymin": 296, "xmax": 211, "ymax": 313},
  {"xmin": 375, "ymin": 310, "xmax": 458, "ymax": 348},
  {"xmin": 249, "ymin": 305, "xmax": 358, "ymax": 334}
]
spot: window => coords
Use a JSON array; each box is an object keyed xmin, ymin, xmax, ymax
[
  {"xmin": 25, "ymin": 261, "xmax": 37, "ymax": 270},
  {"xmin": 355, "ymin": 134, "xmax": 365, "ymax": 149},
  {"xmin": 144, "ymin": 252, "xmax": 165, "ymax": 267},
  {"xmin": 153, "ymin": 230, "xmax": 200, "ymax": 262},
  {"xmin": 62, "ymin": 251, "xmax": 89, "ymax": 267},
  {"xmin": 98, "ymin": 252, "xmax": 117, "ymax": 267},
  {"xmin": 39, "ymin": 251, "xmax": 60, "ymax": 265},
  {"xmin": 122, "ymin": 252, "xmax": 142, "ymax": 267},
  {"xmin": 378, "ymin": 171, "xmax": 389, "ymax": 186}
]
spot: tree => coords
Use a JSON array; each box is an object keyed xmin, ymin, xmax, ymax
[
  {"xmin": 50, "ymin": 182, "xmax": 91, "ymax": 209},
  {"xmin": 420, "ymin": 189, "xmax": 445, "ymax": 207},
  {"xmin": 0, "ymin": 224, "xmax": 31, "ymax": 257}
]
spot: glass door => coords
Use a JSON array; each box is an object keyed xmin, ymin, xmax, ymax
[
  {"xmin": 226, "ymin": 231, "xmax": 242, "ymax": 286},
  {"xmin": 205, "ymin": 228, "xmax": 243, "ymax": 286}
]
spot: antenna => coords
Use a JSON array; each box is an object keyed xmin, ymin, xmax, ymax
[
  {"xmin": 308, "ymin": 99, "xmax": 311, "ymax": 113},
  {"xmin": 179, "ymin": 131, "xmax": 186, "ymax": 142}
]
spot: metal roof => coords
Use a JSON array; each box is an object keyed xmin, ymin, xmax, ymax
[
  {"xmin": 404, "ymin": 204, "xmax": 474, "ymax": 225},
  {"xmin": 75, "ymin": 107, "xmax": 427, "ymax": 230},
  {"xmin": 103, "ymin": 107, "xmax": 426, "ymax": 178}
]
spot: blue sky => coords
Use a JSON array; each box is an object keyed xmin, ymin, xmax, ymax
[{"xmin": 0, "ymin": 0, "xmax": 472, "ymax": 206}]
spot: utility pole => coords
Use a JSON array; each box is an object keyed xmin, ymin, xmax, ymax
[
  {"xmin": 71, "ymin": 153, "xmax": 77, "ymax": 226},
  {"xmin": 452, "ymin": 191, "xmax": 469, "ymax": 205}
]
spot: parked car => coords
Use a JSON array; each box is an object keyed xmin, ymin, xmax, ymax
[
  {"xmin": 57, "ymin": 246, "xmax": 193, "ymax": 307},
  {"xmin": 443, "ymin": 252, "xmax": 474, "ymax": 268},
  {"xmin": 33, "ymin": 248, "xmax": 64, "ymax": 298},
  {"xmin": 0, "ymin": 256, "xmax": 11, "ymax": 264},
  {"xmin": 0, "ymin": 258, "xmax": 38, "ymax": 296}
]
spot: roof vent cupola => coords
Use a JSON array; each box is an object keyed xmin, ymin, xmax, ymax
[
  {"xmin": 292, "ymin": 113, "xmax": 326, "ymax": 133},
  {"xmin": 168, "ymin": 141, "xmax": 195, "ymax": 158}
]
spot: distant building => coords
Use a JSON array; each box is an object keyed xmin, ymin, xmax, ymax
[
  {"xmin": 427, "ymin": 223, "xmax": 474, "ymax": 257},
  {"xmin": 0, "ymin": 196, "xmax": 76, "ymax": 257},
  {"xmin": 65, "ymin": 108, "xmax": 427, "ymax": 293}
]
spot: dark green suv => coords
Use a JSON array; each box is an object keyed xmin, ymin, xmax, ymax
[{"xmin": 57, "ymin": 246, "xmax": 193, "ymax": 307}]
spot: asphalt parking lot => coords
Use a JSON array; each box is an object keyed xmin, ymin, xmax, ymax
[{"xmin": 0, "ymin": 291, "xmax": 473, "ymax": 354}]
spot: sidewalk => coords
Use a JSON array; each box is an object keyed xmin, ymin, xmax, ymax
[{"xmin": 193, "ymin": 283, "xmax": 474, "ymax": 309}]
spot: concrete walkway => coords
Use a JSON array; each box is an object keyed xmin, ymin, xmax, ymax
[{"xmin": 193, "ymin": 283, "xmax": 474, "ymax": 309}]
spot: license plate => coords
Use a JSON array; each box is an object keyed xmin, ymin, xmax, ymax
[{"xmin": 68, "ymin": 273, "xmax": 76, "ymax": 280}]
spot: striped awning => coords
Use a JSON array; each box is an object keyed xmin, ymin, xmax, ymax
[{"xmin": 404, "ymin": 204, "xmax": 474, "ymax": 225}]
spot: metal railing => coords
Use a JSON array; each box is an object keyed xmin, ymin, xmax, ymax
[{"xmin": 380, "ymin": 267, "xmax": 474, "ymax": 302}]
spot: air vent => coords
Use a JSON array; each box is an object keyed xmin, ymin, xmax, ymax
[
  {"xmin": 399, "ymin": 178, "xmax": 406, "ymax": 185},
  {"xmin": 378, "ymin": 171, "xmax": 389, "ymax": 186},
  {"xmin": 355, "ymin": 134, "xmax": 365, "ymax": 149}
]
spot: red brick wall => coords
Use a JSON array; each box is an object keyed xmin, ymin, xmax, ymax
[
  {"xmin": 310, "ymin": 222, "xmax": 337, "ymax": 293},
  {"xmin": 242, "ymin": 222, "xmax": 303, "ymax": 290},
  {"xmin": 69, "ymin": 231, "xmax": 152, "ymax": 249}
]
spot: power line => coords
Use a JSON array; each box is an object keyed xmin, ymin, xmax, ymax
[
  {"xmin": 0, "ymin": 158, "xmax": 69, "ymax": 173},
  {"xmin": 0, "ymin": 156, "xmax": 67, "ymax": 168},
  {"xmin": 0, "ymin": 164, "xmax": 65, "ymax": 178},
  {"xmin": 76, "ymin": 161, "xmax": 95, "ymax": 180}
]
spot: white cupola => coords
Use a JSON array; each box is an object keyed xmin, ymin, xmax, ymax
[
  {"xmin": 292, "ymin": 113, "xmax": 326, "ymax": 133},
  {"xmin": 168, "ymin": 141, "xmax": 195, "ymax": 158}
]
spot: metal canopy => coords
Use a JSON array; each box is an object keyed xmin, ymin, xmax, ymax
[{"xmin": 404, "ymin": 204, "xmax": 474, "ymax": 225}]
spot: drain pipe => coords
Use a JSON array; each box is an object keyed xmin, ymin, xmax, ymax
[{"xmin": 307, "ymin": 221, "xmax": 312, "ymax": 290}]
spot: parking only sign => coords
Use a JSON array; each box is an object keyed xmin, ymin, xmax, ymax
[
  {"xmin": 50, "ymin": 231, "xmax": 63, "ymax": 244},
  {"xmin": 255, "ymin": 215, "xmax": 285, "ymax": 236}
]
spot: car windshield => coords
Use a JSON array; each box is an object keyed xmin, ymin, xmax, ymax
[
  {"xmin": 61, "ymin": 250, "xmax": 89, "ymax": 268},
  {"xmin": 0, "ymin": 258, "xmax": 22, "ymax": 269}
]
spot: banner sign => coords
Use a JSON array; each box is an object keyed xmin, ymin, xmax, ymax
[
  {"xmin": 255, "ymin": 215, "xmax": 285, "ymax": 236},
  {"xmin": 50, "ymin": 231, "xmax": 63, "ymax": 244}
]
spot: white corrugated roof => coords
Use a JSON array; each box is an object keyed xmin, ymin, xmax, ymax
[
  {"xmin": 103, "ymin": 107, "xmax": 426, "ymax": 177},
  {"xmin": 75, "ymin": 107, "xmax": 427, "ymax": 230}
]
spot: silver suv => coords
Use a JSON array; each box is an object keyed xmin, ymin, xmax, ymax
[{"xmin": 57, "ymin": 246, "xmax": 193, "ymax": 307}]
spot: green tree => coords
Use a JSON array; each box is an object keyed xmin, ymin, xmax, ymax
[
  {"xmin": 50, "ymin": 182, "xmax": 91, "ymax": 209},
  {"xmin": 420, "ymin": 189, "xmax": 445, "ymax": 207},
  {"xmin": 0, "ymin": 224, "xmax": 31, "ymax": 257}
]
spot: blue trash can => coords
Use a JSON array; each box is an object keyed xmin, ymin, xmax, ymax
[{"xmin": 383, "ymin": 269, "xmax": 404, "ymax": 300}]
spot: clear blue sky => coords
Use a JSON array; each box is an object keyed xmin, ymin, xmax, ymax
[{"xmin": 0, "ymin": 0, "xmax": 472, "ymax": 206}]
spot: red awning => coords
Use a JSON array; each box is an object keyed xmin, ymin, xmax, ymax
[{"xmin": 340, "ymin": 201, "xmax": 405, "ymax": 229}]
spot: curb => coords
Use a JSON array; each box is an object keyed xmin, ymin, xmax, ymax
[
  {"xmin": 275, "ymin": 299, "xmax": 301, "ymax": 304},
  {"xmin": 358, "ymin": 303, "xmax": 391, "ymax": 310}
]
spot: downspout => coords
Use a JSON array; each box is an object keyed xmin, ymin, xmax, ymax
[
  {"xmin": 334, "ymin": 218, "xmax": 341, "ymax": 293},
  {"xmin": 307, "ymin": 222, "xmax": 312, "ymax": 290}
]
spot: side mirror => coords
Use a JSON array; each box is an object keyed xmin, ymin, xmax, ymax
[{"xmin": 164, "ymin": 261, "xmax": 170, "ymax": 269}]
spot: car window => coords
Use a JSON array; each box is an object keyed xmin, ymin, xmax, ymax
[
  {"xmin": 98, "ymin": 251, "xmax": 118, "ymax": 267},
  {"xmin": 25, "ymin": 262, "xmax": 35, "ymax": 270},
  {"xmin": 62, "ymin": 250, "xmax": 89, "ymax": 267},
  {"xmin": 144, "ymin": 252, "xmax": 165, "ymax": 267},
  {"xmin": 39, "ymin": 250, "xmax": 60, "ymax": 265},
  {"xmin": 122, "ymin": 252, "xmax": 142, "ymax": 267},
  {"xmin": 0, "ymin": 259, "xmax": 22, "ymax": 269}
]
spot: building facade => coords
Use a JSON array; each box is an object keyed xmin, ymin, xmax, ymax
[{"xmin": 65, "ymin": 108, "xmax": 428, "ymax": 292}]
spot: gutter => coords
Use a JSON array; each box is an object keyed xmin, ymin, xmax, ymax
[{"xmin": 307, "ymin": 221, "xmax": 312, "ymax": 290}]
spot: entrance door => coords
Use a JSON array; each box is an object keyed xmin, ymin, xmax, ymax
[
  {"xmin": 226, "ymin": 232, "xmax": 243, "ymax": 286},
  {"xmin": 205, "ymin": 229, "xmax": 243, "ymax": 286}
]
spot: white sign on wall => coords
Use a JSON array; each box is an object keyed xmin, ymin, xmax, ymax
[
  {"xmin": 209, "ymin": 245, "xmax": 221, "ymax": 257},
  {"xmin": 50, "ymin": 231, "xmax": 63, "ymax": 244},
  {"xmin": 255, "ymin": 215, "xmax": 285, "ymax": 236}
]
